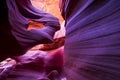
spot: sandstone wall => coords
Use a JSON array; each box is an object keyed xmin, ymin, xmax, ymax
[{"xmin": 30, "ymin": 0, "xmax": 64, "ymax": 24}]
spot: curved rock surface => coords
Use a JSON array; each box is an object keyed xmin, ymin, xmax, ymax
[{"xmin": 60, "ymin": 0, "xmax": 120, "ymax": 80}]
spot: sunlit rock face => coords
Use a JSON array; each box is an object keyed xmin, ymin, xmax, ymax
[
  {"xmin": 31, "ymin": 0, "xmax": 64, "ymax": 24},
  {"xmin": 61, "ymin": 0, "xmax": 120, "ymax": 80},
  {"xmin": 29, "ymin": 0, "xmax": 65, "ymax": 50}
]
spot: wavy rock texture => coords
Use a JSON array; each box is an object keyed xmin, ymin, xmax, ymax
[
  {"xmin": 60, "ymin": 0, "xmax": 120, "ymax": 80},
  {"xmin": 0, "ymin": 0, "xmax": 60, "ymax": 60},
  {"xmin": 6, "ymin": 47, "xmax": 64, "ymax": 80},
  {"xmin": 0, "ymin": 0, "xmax": 64, "ymax": 80},
  {"xmin": 1, "ymin": 0, "xmax": 120, "ymax": 80}
]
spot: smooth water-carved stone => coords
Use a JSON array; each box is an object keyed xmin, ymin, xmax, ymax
[{"xmin": 60, "ymin": 0, "xmax": 120, "ymax": 80}]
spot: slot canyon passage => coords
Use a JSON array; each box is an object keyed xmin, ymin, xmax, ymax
[{"xmin": 0, "ymin": 0, "xmax": 120, "ymax": 80}]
